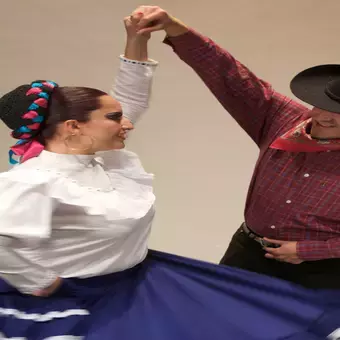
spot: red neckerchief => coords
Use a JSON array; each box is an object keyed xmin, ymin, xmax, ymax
[{"xmin": 270, "ymin": 118, "xmax": 340, "ymax": 152}]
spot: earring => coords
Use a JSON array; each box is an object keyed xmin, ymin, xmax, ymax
[{"xmin": 64, "ymin": 134, "xmax": 95, "ymax": 153}]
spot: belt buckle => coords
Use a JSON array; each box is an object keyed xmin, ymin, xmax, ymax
[
  {"xmin": 258, "ymin": 238, "xmax": 268, "ymax": 248},
  {"xmin": 258, "ymin": 238, "xmax": 279, "ymax": 248}
]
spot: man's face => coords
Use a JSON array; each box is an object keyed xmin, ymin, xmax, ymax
[{"xmin": 309, "ymin": 107, "xmax": 340, "ymax": 139}]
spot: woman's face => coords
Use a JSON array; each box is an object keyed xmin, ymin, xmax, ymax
[{"xmin": 81, "ymin": 95, "xmax": 132, "ymax": 152}]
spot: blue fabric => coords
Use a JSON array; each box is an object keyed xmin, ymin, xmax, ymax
[
  {"xmin": 31, "ymin": 83, "xmax": 44, "ymax": 88},
  {"xmin": 31, "ymin": 116, "xmax": 44, "ymax": 123},
  {"xmin": 17, "ymin": 126, "xmax": 31, "ymax": 133},
  {"xmin": 0, "ymin": 250, "xmax": 339, "ymax": 340},
  {"xmin": 8, "ymin": 150, "xmax": 18, "ymax": 165},
  {"xmin": 46, "ymin": 81, "xmax": 57, "ymax": 87},
  {"xmin": 38, "ymin": 93, "xmax": 49, "ymax": 99},
  {"xmin": 28, "ymin": 103, "xmax": 39, "ymax": 110}
]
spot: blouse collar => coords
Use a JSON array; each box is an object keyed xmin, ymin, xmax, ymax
[{"xmin": 38, "ymin": 150, "xmax": 96, "ymax": 167}]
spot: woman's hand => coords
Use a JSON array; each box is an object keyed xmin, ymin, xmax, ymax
[
  {"xmin": 124, "ymin": 12, "xmax": 150, "ymax": 62},
  {"xmin": 124, "ymin": 12, "xmax": 150, "ymax": 41},
  {"xmin": 32, "ymin": 277, "xmax": 62, "ymax": 297}
]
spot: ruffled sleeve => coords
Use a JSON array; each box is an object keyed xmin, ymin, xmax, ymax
[
  {"xmin": 0, "ymin": 170, "xmax": 59, "ymax": 294},
  {"xmin": 110, "ymin": 56, "xmax": 158, "ymax": 124}
]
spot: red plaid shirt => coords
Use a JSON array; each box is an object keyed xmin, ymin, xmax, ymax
[{"xmin": 164, "ymin": 29, "xmax": 340, "ymax": 261}]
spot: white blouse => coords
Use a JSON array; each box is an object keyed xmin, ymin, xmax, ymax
[{"xmin": 0, "ymin": 56, "xmax": 158, "ymax": 294}]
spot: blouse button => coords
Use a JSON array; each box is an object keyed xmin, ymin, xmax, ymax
[
  {"xmin": 270, "ymin": 225, "xmax": 276, "ymax": 229},
  {"xmin": 304, "ymin": 173, "xmax": 310, "ymax": 178},
  {"xmin": 286, "ymin": 200, "xmax": 292, "ymax": 204}
]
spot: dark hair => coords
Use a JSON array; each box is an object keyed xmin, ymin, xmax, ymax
[{"xmin": 38, "ymin": 87, "xmax": 107, "ymax": 144}]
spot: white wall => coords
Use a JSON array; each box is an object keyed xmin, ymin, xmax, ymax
[{"xmin": 0, "ymin": 0, "xmax": 339, "ymax": 262}]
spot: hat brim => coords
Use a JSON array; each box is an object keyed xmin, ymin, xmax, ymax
[{"xmin": 290, "ymin": 64, "xmax": 340, "ymax": 113}]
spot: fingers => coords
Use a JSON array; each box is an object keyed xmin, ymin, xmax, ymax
[
  {"xmin": 264, "ymin": 246, "xmax": 285, "ymax": 261},
  {"xmin": 263, "ymin": 246, "xmax": 280, "ymax": 255},
  {"xmin": 264, "ymin": 249, "xmax": 302, "ymax": 264},
  {"xmin": 32, "ymin": 277, "xmax": 62, "ymax": 297},
  {"xmin": 264, "ymin": 253, "xmax": 275, "ymax": 260},
  {"xmin": 263, "ymin": 237, "xmax": 285, "ymax": 245},
  {"xmin": 32, "ymin": 290, "xmax": 44, "ymax": 297},
  {"xmin": 265, "ymin": 253, "xmax": 287, "ymax": 262},
  {"xmin": 137, "ymin": 24, "xmax": 164, "ymax": 35},
  {"xmin": 32, "ymin": 288, "xmax": 53, "ymax": 297},
  {"xmin": 130, "ymin": 12, "xmax": 143, "ymax": 24},
  {"xmin": 264, "ymin": 246, "xmax": 288, "ymax": 260},
  {"xmin": 131, "ymin": 6, "xmax": 148, "ymax": 17},
  {"xmin": 128, "ymin": 6, "xmax": 171, "ymax": 35},
  {"xmin": 124, "ymin": 13, "xmax": 142, "ymax": 25},
  {"xmin": 136, "ymin": 14, "xmax": 159, "ymax": 31}
]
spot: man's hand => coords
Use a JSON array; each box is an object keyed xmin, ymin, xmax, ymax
[
  {"xmin": 263, "ymin": 238, "xmax": 303, "ymax": 264},
  {"xmin": 32, "ymin": 277, "xmax": 62, "ymax": 297},
  {"xmin": 130, "ymin": 6, "xmax": 188, "ymax": 37}
]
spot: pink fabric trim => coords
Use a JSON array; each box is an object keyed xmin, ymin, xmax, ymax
[
  {"xmin": 10, "ymin": 80, "xmax": 58, "ymax": 163},
  {"xmin": 10, "ymin": 140, "xmax": 44, "ymax": 163},
  {"xmin": 42, "ymin": 82, "xmax": 54, "ymax": 89},
  {"xmin": 19, "ymin": 133, "xmax": 32, "ymax": 139},
  {"xmin": 26, "ymin": 123, "xmax": 41, "ymax": 130},
  {"xmin": 34, "ymin": 98, "xmax": 48, "ymax": 108},
  {"xmin": 22, "ymin": 111, "xmax": 39, "ymax": 119},
  {"xmin": 26, "ymin": 88, "xmax": 42, "ymax": 96}
]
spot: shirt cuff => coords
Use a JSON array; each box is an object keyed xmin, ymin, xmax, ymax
[
  {"xmin": 119, "ymin": 55, "xmax": 158, "ymax": 67},
  {"xmin": 296, "ymin": 240, "xmax": 333, "ymax": 261},
  {"xmin": 163, "ymin": 28, "xmax": 209, "ymax": 53}
]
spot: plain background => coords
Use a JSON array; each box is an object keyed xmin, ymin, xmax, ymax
[{"xmin": 0, "ymin": 0, "xmax": 339, "ymax": 262}]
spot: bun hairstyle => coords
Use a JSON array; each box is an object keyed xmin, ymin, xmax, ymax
[
  {"xmin": 0, "ymin": 80, "xmax": 58, "ymax": 164},
  {"xmin": 0, "ymin": 80, "xmax": 107, "ymax": 164}
]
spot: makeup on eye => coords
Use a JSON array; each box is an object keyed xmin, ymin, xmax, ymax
[{"xmin": 105, "ymin": 112, "xmax": 123, "ymax": 121}]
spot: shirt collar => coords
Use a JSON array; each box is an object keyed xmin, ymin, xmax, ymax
[{"xmin": 38, "ymin": 150, "xmax": 96, "ymax": 167}]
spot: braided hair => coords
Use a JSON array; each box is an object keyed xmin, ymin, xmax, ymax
[
  {"xmin": 0, "ymin": 81, "xmax": 107, "ymax": 164},
  {"xmin": 0, "ymin": 80, "xmax": 58, "ymax": 163}
]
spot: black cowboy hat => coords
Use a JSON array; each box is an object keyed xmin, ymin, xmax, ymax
[{"xmin": 290, "ymin": 64, "xmax": 340, "ymax": 113}]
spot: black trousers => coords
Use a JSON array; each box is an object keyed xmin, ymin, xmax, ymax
[{"xmin": 220, "ymin": 226, "xmax": 340, "ymax": 290}]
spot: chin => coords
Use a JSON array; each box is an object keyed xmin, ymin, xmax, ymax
[
  {"xmin": 112, "ymin": 141, "xmax": 125, "ymax": 150},
  {"xmin": 311, "ymin": 133, "xmax": 339, "ymax": 140},
  {"xmin": 96, "ymin": 142, "xmax": 125, "ymax": 152},
  {"xmin": 311, "ymin": 127, "xmax": 337, "ymax": 140}
]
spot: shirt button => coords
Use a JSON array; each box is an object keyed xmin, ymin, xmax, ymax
[
  {"xmin": 270, "ymin": 225, "xmax": 276, "ymax": 229},
  {"xmin": 286, "ymin": 200, "xmax": 292, "ymax": 204},
  {"xmin": 304, "ymin": 173, "xmax": 310, "ymax": 177}
]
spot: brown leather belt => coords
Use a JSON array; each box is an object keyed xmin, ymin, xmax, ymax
[{"xmin": 241, "ymin": 222, "xmax": 280, "ymax": 248}]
